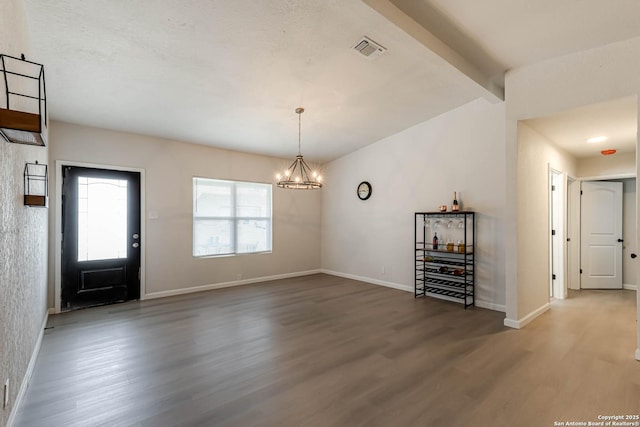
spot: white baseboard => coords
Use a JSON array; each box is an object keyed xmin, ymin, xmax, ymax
[
  {"xmin": 503, "ymin": 318, "xmax": 520, "ymax": 329},
  {"xmin": 636, "ymin": 349, "xmax": 640, "ymax": 361},
  {"xmin": 144, "ymin": 269, "xmax": 322, "ymax": 300},
  {"xmin": 321, "ymin": 270, "xmax": 506, "ymax": 312},
  {"xmin": 320, "ymin": 269, "xmax": 412, "ymax": 293},
  {"xmin": 475, "ymin": 300, "xmax": 506, "ymax": 313},
  {"xmin": 145, "ymin": 268, "xmax": 506, "ymax": 313},
  {"xmin": 503, "ymin": 303, "xmax": 551, "ymax": 329},
  {"xmin": 623, "ymin": 284, "xmax": 637, "ymax": 291},
  {"xmin": 7, "ymin": 308, "xmax": 49, "ymax": 427}
]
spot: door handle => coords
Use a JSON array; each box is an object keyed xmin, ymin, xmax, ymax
[
  {"xmin": 631, "ymin": 253, "xmax": 637, "ymax": 259},
  {"xmin": 617, "ymin": 238, "xmax": 624, "ymax": 243},
  {"xmin": 133, "ymin": 233, "xmax": 140, "ymax": 239},
  {"xmin": 132, "ymin": 242, "xmax": 139, "ymax": 248}
]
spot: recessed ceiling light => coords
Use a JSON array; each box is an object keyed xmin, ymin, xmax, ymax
[{"xmin": 587, "ymin": 136, "xmax": 608, "ymax": 143}]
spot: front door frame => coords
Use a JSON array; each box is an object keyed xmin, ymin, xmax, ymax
[{"xmin": 54, "ymin": 160, "xmax": 146, "ymax": 314}]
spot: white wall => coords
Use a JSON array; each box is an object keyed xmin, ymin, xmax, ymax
[
  {"xmin": 516, "ymin": 123, "xmax": 577, "ymax": 321},
  {"xmin": 48, "ymin": 121, "xmax": 321, "ymax": 306},
  {"xmin": 577, "ymin": 152, "xmax": 636, "ymax": 178},
  {"xmin": 0, "ymin": 1, "xmax": 50, "ymax": 426},
  {"xmin": 321, "ymin": 98, "xmax": 506, "ymax": 310},
  {"xmin": 505, "ymin": 35, "xmax": 640, "ymax": 356}
]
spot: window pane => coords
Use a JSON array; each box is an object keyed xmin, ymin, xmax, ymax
[
  {"xmin": 194, "ymin": 178, "xmax": 232, "ymax": 217},
  {"xmin": 194, "ymin": 219, "xmax": 233, "ymax": 256},
  {"xmin": 193, "ymin": 177, "xmax": 272, "ymax": 256},
  {"xmin": 78, "ymin": 177, "xmax": 128, "ymax": 261},
  {"xmin": 237, "ymin": 183, "xmax": 270, "ymax": 217},
  {"xmin": 237, "ymin": 220, "xmax": 271, "ymax": 253}
]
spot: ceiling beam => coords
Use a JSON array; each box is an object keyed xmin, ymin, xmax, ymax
[{"xmin": 363, "ymin": 0, "xmax": 504, "ymax": 103}]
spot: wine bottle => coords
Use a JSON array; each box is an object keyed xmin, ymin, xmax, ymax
[
  {"xmin": 433, "ymin": 232, "xmax": 438, "ymax": 250},
  {"xmin": 452, "ymin": 191, "xmax": 459, "ymax": 211}
]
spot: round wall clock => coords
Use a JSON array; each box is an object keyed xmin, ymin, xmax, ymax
[{"xmin": 357, "ymin": 181, "xmax": 372, "ymax": 200}]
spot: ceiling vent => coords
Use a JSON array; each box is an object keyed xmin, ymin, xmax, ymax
[{"xmin": 352, "ymin": 36, "xmax": 386, "ymax": 59}]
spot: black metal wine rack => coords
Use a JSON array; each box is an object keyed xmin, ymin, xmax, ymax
[{"xmin": 414, "ymin": 211, "xmax": 475, "ymax": 308}]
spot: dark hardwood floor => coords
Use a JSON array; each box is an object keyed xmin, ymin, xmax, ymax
[{"xmin": 13, "ymin": 274, "xmax": 640, "ymax": 426}]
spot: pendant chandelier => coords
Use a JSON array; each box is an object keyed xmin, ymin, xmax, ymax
[{"xmin": 276, "ymin": 107, "xmax": 322, "ymax": 189}]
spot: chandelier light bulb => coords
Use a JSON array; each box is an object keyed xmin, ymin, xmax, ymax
[{"xmin": 276, "ymin": 173, "xmax": 282, "ymax": 180}]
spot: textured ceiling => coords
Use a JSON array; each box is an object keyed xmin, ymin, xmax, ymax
[
  {"xmin": 22, "ymin": 0, "xmax": 487, "ymax": 163},
  {"xmin": 524, "ymin": 96, "xmax": 637, "ymax": 159},
  {"xmin": 398, "ymin": 0, "xmax": 640, "ymax": 70},
  {"xmin": 22, "ymin": 0, "xmax": 640, "ymax": 162}
]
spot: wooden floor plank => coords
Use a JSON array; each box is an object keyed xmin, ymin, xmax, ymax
[{"xmin": 13, "ymin": 274, "xmax": 639, "ymax": 426}]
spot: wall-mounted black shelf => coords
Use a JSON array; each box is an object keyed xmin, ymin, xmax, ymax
[
  {"xmin": 0, "ymin": 54, "xmax": 47, "ymax": 146},
  {"xmin": 414, "ymin": 211, "xmax": 475, "ymax": 308}
]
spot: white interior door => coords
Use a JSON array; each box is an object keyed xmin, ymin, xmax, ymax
[{"xmin": 580, "ymin": 181, "xmax": 623, "ymax": 289}]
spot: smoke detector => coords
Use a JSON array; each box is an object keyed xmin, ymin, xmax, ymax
[{"xmin": 352, "ymin": 36, "xmax": 386, "ymax": 59}]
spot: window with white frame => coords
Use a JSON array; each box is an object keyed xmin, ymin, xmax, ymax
[{"xmin": 193, "ymin": 177, "xmax": 272, "ymax": 256}]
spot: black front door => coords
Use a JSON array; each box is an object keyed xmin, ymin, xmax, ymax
[{"xmin": 61, "ymin": 166, "xmax": 141, "ymax": 309}]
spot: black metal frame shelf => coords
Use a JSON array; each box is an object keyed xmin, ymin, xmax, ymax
[
  {"xmin": 414, "ymin": 211, "xmax": 475, "ymax": 308},
  {"xmin": 416, "ymin": 246, "xmax": 473, "ymax": 254},
  {"xmin": 0, "ymin": 54, "xmax": 47, "ymax": 146},
  {"xmin": 417, "ymin": 269, "xmax": 472, "ymax": 279}
]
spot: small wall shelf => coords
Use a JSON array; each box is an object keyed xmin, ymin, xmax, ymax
[
  {"xmin": 0, "ymin": 54, "xmax": 47, "ymax": 146},
  {"xmin": 24, "ymin": 161, "xmax": 48, "ymax": 207}
]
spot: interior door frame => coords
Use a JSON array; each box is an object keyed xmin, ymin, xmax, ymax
[
  {"xmin": 567, "ymin": 176, "xmax": 581, "ymax": 291},
  {"xmin": 548, "ymin": 167, "xmax": 566, "ymax": 299},
  {"xmin": 54, "ymin": 160, "xmax": 146, "ymax": 314}
]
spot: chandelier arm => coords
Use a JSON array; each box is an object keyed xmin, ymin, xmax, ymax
[
  {"xmin": 299, "ymin": 157, "xmax": 313, "ymax": 182},
  {"xmin": 286, "ymin": 158, "xmax": 298, "ymax": 171}
]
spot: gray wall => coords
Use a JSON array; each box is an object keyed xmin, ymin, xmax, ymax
[
  {"xmin": 321, "ymin": 98, "xmax": 507, "ymax": 310},
  {"xmin": 0, "ymin": 1, "xmax": 50, "ymax": 425},
  {"xmin": 48, "ymin": 121, "xmax": 321, "ymax": 308}
]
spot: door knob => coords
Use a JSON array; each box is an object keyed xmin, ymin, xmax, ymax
[
  {"xmin": 617, "ymin": 238, "xmax": 624, "ymax": 242},
  {"xmin": 133, "ymin": 233, "xmax": 139, "ymax": 239},
  {"xmin": 631, "ymin": 253, "xmax": 637, "ymax": 259},
  {"xmin": 132, "ymin": 242, "xmax": 139, "ymax": 248}
]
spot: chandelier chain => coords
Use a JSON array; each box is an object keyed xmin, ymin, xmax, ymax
[{"xmin": 298, "ymin": 109, "xmax": 302, "ymax": 156}]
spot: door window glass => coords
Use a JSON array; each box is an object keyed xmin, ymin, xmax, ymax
[{"xmin": 77, "ymin": 177, "xmax": 128, "ymax": 261}]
